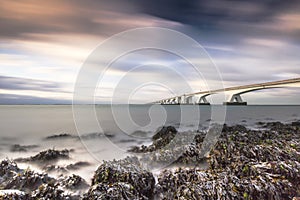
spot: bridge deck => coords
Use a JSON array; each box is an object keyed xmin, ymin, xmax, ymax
[{"xmin": 155, "ymin": 77, "xmax": 300, "ymax": 103}]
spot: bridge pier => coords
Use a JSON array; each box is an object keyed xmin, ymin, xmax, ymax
[
  {"xmin": 176, "ymin": 95, "xmax": 194, "ymax": 105},
  {"xmin": 198, "ymin": 95, "xmax": 210, "ymax": 105},
  {"xmin": 224, "ymin": 94, "xmax": 247, "ymax": 105},
  {"xmin": 176, "ymin": 96, "xmax": 181, "ymax": 104},
  {"xmin": 184, "ymin": 96, "xmax": 194, "ymax": 104},
  {"xmin": 171, "ymin": 98, "xmax": 179, "ymax": 104}
]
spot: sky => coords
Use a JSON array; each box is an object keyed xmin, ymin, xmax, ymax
[{"xmin": 1, "ymin": 0, "xmax": 300, "ymax": 104}]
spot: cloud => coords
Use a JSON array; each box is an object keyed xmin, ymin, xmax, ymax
[
  {"xmin": 0, "ymin": 0, "xmax": 180, "ymax": 41},
  {"xmin": 132, "ymin": 0, "xmax": 299, "ymax": 27},
  {"xmin": 0, "ymin": 75, "xmax": 63, "ymax": 92},
  {"xmin": 0, "ymin": 0, "xmax": 300, "ymax": 104},
  {"xmin": 0, "ymin": 93, "xmax": 70, "ymax": 104}
]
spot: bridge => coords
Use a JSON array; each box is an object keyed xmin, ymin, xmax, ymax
[{"xmin": 152, "ymin": 77, "xmax": 300, "ymax": 105}]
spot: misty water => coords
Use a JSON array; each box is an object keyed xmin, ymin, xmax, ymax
[{"xmin": 0, "ymin": 105, "xmax": 299, "ymax": 180}]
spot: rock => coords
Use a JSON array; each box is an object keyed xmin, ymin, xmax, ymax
[
  {"xmin": 4, "ymin": 169, "xmax": 55, "ymax": 192},
  {"xmin": 0, "ymin": 190, "xmax": 29, "ymax": 199},
  {"xmin": 66, "ymin": 162, "xmax": 90, "ymax": 171},
  {"xmin": 83, "ymin": 182, "xmax": 140, "ymax": 200},
  {"xmin": 43, "ymin": 165, "xmax": 69, "ymax": 174},
  {"xmin": 131, "ymin": 130, "xmax": 148, "ymax": 138},
  {"xmin": 45, "ymin": 133, "xmax": 77, "ymax": 140},
  {"xmin": 129, "ymin": 126, "xmax": 178, "ymax": 153},
  {"xmin": 43, "ymin": 161, "xmax": 90, "ymax": 173},
  {"xmin": 156, "ymin": 161, "xmax": 300, "ymax": 199},
  {"xmin": 10, "ymin": 144, "xmax": 39, "ymax": 152},
  {"xmin": 291, "ymin": 121, "xmax": 300, "ymax": 127},
  {"xmin": 152, "ymin": 126, "xmax": 177, "ymax": 141},
  {"xmin": 222, "ymin": 124, "xmax": 247, "ymax": 132},
  {"xmin": 15, "ymin": 149, "xmax": 70, "ymax": 164},
  {"xmin": 91, "ymin": 156, "xmax": 155, "ymax": 199},
  {"xmin": 154, "ymin": 122, "xmax": 300, "ymax": 199},
  {"xmin": 0, "ymin": 159, "xmax": 86, "ymax": 199},
  {"xmin": 32, "ymin": 182, "xmax": 79, "ymax": 200},
  {"xmin": 263, "ymin": 121, "xmax": 285, "ymax": 129},
  {"xmin": 80, "ymin": 132, "xmax": 115, "ymax": 140},
  {"xmin": 0, "ymin": 159, "xmax": 20, "ymax": 178},
  {"xmin": 118, "ymin": 139, "xmax": 137, "ymax": 143},
  {"xmin": 59, "ymin": 174, "xmax": 89, "ymax": 191}
]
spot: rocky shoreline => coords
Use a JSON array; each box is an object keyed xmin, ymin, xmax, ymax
[{"xmin": 0, "ymin": 121, "xmax": 299, "ymax": 199}]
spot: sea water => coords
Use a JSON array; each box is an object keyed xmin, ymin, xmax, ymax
[{"xmin": 0, "ymin": 105, "xmax": 299, "ymax": 180}]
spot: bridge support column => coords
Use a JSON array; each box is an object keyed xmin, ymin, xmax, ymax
[
  {"xmin": 175, "ymin": 97, "xmax": 181, "ymax": 105},
  {"xmin": 198, "ymin": 96, "xmax": 210, "ymax": 105},
  {"xmin": 170, "ymin": 98, "xmax": 179, "ymax": 104},
  {"xmin": 182, "ymin": 96, "xmax": 193, "ymax": 104},
  {"xmin": 224, "ymin": 94, "xmax": 247, "ymax": 105}
]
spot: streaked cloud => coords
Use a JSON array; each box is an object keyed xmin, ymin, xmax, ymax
[{"xmin": 0, "ymin": 0, "xmax": 299, "ymax": 104}]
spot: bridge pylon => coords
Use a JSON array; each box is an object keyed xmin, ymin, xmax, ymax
[
  {"xmin": 198, "ymin": 94, "xmax": 211, "ymax": 105},
  {"xmin": 223, "ymin": 94, "xmax": 247, "ymax": 105}
]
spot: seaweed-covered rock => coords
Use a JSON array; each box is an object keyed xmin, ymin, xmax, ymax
[
  {"xmin": 4, "ymin": 169, "xmax": 55, "ymax": 192},
  {"xmin": 45, "ymin": 133, "xmax": 77, "ymax": 140},
  {"xmin": 91, "ymin": 156, "xmax": 155, "ymax": 199},
  {"xmin": 32, "ymin": 182, "xmax": 79, "ymax": 200},
  {"xmin": 80, "ymin": 132, "xmax": 115, "ymax": 140},
  {"xmin": 152, "ymin": 126, "xmax": 177, "ymax": 141},
  {"xmin": 66, "ymin": 162, "xmax": 90, "ymax": 171},
  {"xmin": 59, "ymin": 174, "xmax": 89, "ymax": 191},
  {"xmin": 156, "ymin": 162, "xmax": 300, "ymax": 200},
  {"xmin": 43, "ymin": 165, "xmax": 69, "ymax": 174},
  {"xmin": 43, "ymin": 161, "xmax": 90, "ymax": 174},
  {"xmin": 0, "ymin": 190, "xmax": 29, "ymax": 200},
  {"xmin": 129, "ymin": 126, "xmax": 178, "ymax": 153},
  {"xmin": 10, "ymin": 144, "xmax": 39, "ymax": 152},
  {"xmin": 15, "ymin": 149, "xmax": 70, "ymax": 164},
  {"xmin": 0, "ymin": 159, "xmax": 87, "ymax": 199},
  {"xmin": 0, "ymin": 159, "xmax": 20, "ymax": 178},
  {"xmin": 222, "ymin": 124, "xmax": 247, "ymax": 133},
  {"xmin": 155, "ymin": 122, "xmax": 300, "ymax": 199},
  {"xmin": 263, "ymin": 121, "xmax": 285, "ymax": 129},
  {"xmin": 83, "ymin": 182, "xmax": 140, "ymax": 200}
]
